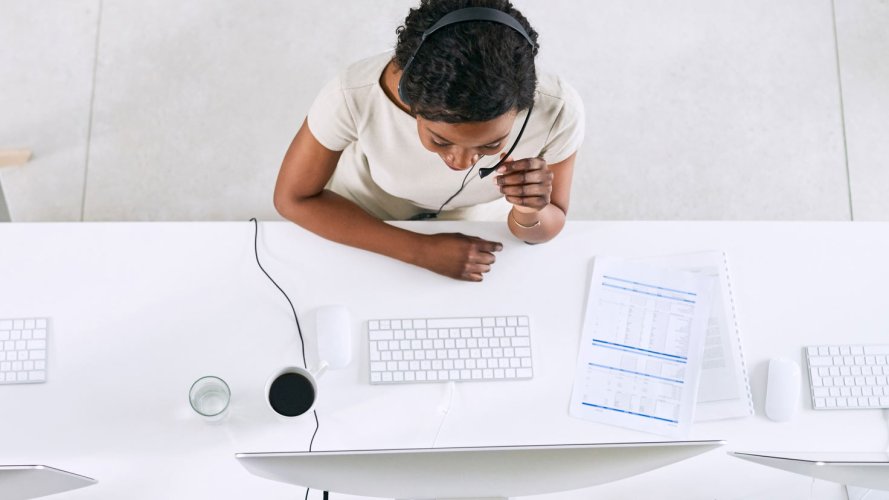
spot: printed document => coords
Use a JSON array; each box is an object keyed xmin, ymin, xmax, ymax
[
  {"xmin": 569, "ymin": 257, "xmax": 715, "ymax": 437},
  {"xmin": 636, "ymin": 251, "xmax": 754, "ymax": 421}
]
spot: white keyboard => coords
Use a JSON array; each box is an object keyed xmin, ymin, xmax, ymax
[
  {"xmin": 368, "ymin": 315, "xmax": 533, "ymax": 384},
  {"xmin": 0, "ymin": 317, "xmax": 49, "ymax": 384},
  {"xmin": 805, "ymin": 344, "xmax": 889, "ymax": 409}
]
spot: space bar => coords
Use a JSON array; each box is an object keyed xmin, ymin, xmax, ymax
[{"xmin": 427, "ymin": 318, "xmax": 483, "ymax": 328}]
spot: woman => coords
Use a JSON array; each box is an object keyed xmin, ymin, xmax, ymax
[{"xmin": 274, "ymin": 0, "xmax": 584, "ymax": 281}]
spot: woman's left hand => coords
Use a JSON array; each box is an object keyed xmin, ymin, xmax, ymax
[{"xmin": 495, "ymin": 157, "xmax": 553, "ymax": 213}]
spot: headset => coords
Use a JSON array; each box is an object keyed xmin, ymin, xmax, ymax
[{"xmin": 397, "ymin": 7, "xmax": 537, "ymax": 180}]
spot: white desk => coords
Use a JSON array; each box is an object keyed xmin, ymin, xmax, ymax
[{"xmin": 1, "ymin": 221, "xmax": 887, "ymax": 499}]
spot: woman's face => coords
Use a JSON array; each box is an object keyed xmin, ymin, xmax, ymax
[{"xmin": 416, "ymin": 111, "xmax": 518, "ymax": 171}]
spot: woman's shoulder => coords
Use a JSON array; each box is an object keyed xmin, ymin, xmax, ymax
[
  {"xmin": 535, "ymin": 71, "xmax": 583, "ymax": 112},
  {"xmin": 335, "ymin": 52, "xmax": 393, "ymax": 91}
]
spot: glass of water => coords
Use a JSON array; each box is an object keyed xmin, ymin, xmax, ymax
[{"xmin": 188, "ymin": 376, "xmax": 231, "ymax": 421}]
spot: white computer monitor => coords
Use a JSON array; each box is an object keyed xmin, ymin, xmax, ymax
[
  {"xmin": 0, "ymin": 465, "xmax": 96, "ymax": 500},
  {"xmin": 236, "ymin": 440, "xmax": 725, "ymax": 500},
  {"xmin": 730, "ymin": 451, "xmax": 889, "ymax": 491}
]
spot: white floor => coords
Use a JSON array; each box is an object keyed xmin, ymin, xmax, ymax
[{"xmin": 1, "ymin": 0, "xmax": 887, "ymax": 222}]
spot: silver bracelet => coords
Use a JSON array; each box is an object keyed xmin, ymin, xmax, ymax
[{"xmin": 510, "ymin": 213, "xmax": 540, "ymax": 229}]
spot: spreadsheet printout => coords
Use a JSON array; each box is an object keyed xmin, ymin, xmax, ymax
[
  {"xmin": 569, "ymin": 257, "xmax": 715, "ymax": 437},
  {"xmin": 635, "ymin": 251, "xmax": 754, "ymax": 421}
]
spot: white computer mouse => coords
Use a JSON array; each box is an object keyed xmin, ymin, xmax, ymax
[
  {"xmin": 315, "ymin": 305, "xmax": 352, "ymax": 369},
  {"xmin": 765, "ymin": 357, "xmax": 801, "ymax": 422}
]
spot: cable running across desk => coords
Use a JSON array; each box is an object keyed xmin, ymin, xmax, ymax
[{"xmin": 249, "ymin": 218, "xmax": 322, "ymax": 500}]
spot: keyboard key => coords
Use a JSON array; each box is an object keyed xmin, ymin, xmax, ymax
[
  {"xmin": 428, "ymin": 318, "xmax": 481, "ymax": 329},
  {"xmin": 809, "ymin": 356, "xmax": 832, "ymax": 366},
  {"xmin": 370, "ymin": 330, "xmax": 392, "ymax": 341},
  {"xmin": 512, "ymin": 337, "xmax": 531, "ymax": 347}
]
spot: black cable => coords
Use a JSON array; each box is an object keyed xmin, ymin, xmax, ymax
[
  {"xmin": 410, "ymin": 162, "xmax": 477, "ymax": 221},
  {"xmin": 250, "ymin": 217, "xmax": 322, "ymax": 499},
  {"xmin": 250, "ymin": 217, "xmax": 308, "ymax": 370},
  {"xmin": 433, "ymin": 163, "xmax": 478, "ymax": 217}
]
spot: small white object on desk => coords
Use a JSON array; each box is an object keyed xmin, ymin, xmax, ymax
[
  {"xmin": 764, "ymin": 357, "xmax": 801, "ymax": 422},
  {"xmin": 315, "ymin": 305, "xmax": 352, "ymax": 369}
]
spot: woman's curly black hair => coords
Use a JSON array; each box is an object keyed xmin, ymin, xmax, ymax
[{"xmin": 394, "ymin": 0, "xmax": 539, "ymax": 123}]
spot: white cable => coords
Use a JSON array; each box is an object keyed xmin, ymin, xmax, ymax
[{"xmin": 431, "ymin": 381, "xmax": 456, "ymax": 448}]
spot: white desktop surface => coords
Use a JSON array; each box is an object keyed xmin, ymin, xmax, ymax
[{"xmin": 1, "ymin": 221, "xmax": 887, "ymax": 499}]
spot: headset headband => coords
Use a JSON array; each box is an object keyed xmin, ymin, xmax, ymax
[{"xmin": 398, "ymin": 7, "xmax": 536, "ymax": 104}]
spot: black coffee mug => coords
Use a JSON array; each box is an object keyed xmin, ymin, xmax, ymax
[{"xmin": 265, "ymin": 364, "xmax": 327, "ymax": 417}]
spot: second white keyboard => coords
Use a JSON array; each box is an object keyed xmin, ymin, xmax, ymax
[
  {"xmin": 1, "ymin": 317, "xmax": 49, "ymax": 384},
  {"xmin": 368, "ymin": 315, "xmax": 533, "ymax": 384},
  {"xmin": 806, "ymin": 344, "xmax": 889, "ymax": 409}
]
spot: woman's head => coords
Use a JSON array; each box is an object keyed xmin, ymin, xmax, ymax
[{"xmin": 394, "ymin": 0, "xmax": 539, "ymax": 124}]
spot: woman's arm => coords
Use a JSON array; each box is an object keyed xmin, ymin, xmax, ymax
[
  {"xmin": 497, "ymin": 152, "xmax": 577, "ymax": 244},
  {"xmin": 274, "ymin": 120, "xmax": 503, "ymax": 281}
]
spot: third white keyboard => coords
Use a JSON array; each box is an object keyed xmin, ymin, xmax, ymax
[
  {"xmin": 368, "ymin": 316, "xmax": 533, "ymax": 384},
  {"xmin": 806, "ymin": 344, "xmax": 889, "ymax": 409}
]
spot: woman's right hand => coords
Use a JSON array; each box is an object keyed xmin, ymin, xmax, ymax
[{"xmin": 416, "ymin": 233, "xmax": 503, "ymax": 282}]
